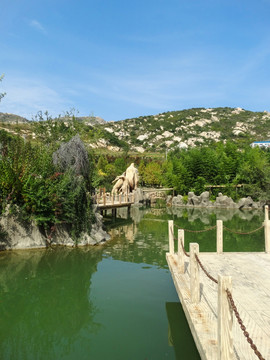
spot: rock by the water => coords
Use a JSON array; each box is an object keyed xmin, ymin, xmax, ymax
[
  {"xmin": 0, "ymin": 207, "xmax": 47, "ymax": 250},
  {"xmin": 78, "ymin": 212, "xmax": 110, "ymax": 246},
  {"xmin": 133, "ymin": 188, "xmax": 145, "ymax": 204},
  {"xmin": 237, "ymin": 196, "xmax": 258, "ymax": 209},
  {"xmin": 214, "ymin": 193, "xmax": 236, "ymax": 208},
  {"xmin": 169, "ymin": 191, "xmax": 262, "ymax": 209},
  {"xmin": 0, "ymin": 207, "xmax": 110, "ymax": 251},
  {"xmin": 172, "ymin": 195, "xmax": 184, "ymax": 206},
  {"xmin": 187, "ymin": 192, "xmax": 201, "ymax": 206}
]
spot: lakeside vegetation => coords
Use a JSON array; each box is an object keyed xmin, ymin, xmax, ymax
[{"xmin": 1, "ymin": 104, "xmax": 270, "ymax": 240}]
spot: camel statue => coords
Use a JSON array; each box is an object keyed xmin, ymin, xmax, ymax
[{"xmin": 111, "ymin": 163, "xmax": 139, "ymax": 195}]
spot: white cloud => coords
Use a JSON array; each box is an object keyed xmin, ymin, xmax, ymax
[
  {"xmin": 0, "ymin": 76, "xmax": 73, "ymax": 119},
  {"xmin": 29, "ymin": 20, "xmax": 47, "ymax": 34}
]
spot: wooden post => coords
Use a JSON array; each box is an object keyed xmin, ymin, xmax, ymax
[
  {"xmin": 125, "ymin": 192, "xmax": 128, "ymax": 203},
  {"xmin": 217, "ymin": 220, "xmax": 223, "ymax": 254},
  {"xmin": 103, "ymin": 192, "xmax": 106, "ymax": 206},
  {"xmin": 168, "ymin": 220, "xmax": 174, "ymax": 254},
  {"xmin": 218, "ymin": 275, "xmax": 233, "ymax": 360},
  {"xmin": 178, "ymin": 229, "xmax": 185, "ymax": 273},
  {"xmin": 119, "ymin": 194, "xmax": 122, "ymax": 204},
  {"xmin": 264, "ymin": 206, "xmax": 270, "ymax": 253},
  {"xmin": 264, "ymin": 205, "xmax": 269, "ymax": 253},
  {"xmin": 190, "ymin": 243, "xmax": 200, "ymax": 304},
  {"xmin": 265, "ymin": 205, "xmax": 269, "ymax": 222}
]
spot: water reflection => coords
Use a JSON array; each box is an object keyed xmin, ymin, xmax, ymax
[
  {"xmin": 0, "ymin": 248, "xmax": 103, "ymax": 360},
  {"xmin": 105, "ymin": 205, "xmax": 265, "ymax": 259},
  {"xmin": 166, "ymin": 303, "xmax": 200, "ymax": 360},
  {"xmin": 168, "ymin": 206, "xmax": 263, "ymax": 223},
  {"xmin": 0, "ymin": 206, "xmax": 265, "ymax": 360}
]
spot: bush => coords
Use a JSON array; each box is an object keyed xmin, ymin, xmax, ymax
[{"xmin": 0, "ymin": 131, "xmax": 93, "ymax": 239}]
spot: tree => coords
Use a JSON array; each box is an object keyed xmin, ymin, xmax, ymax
[
  {"xmin": 143, "ymin": 162, "xmax": 163, "ymax": 187},
  {"xmin": 0, "ymin": 74, "xmax": 6, "ymax": 103}
]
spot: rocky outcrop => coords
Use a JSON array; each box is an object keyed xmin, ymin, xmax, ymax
[
  {"xmin": 0, "ymin": 207, "xmax": 110, "ymax": 251},
  {"xmin": 169, "ymin": 192, "xmax": 262, "ymax": 209},
  {"xmin": 0, "ymin": 211, "xmax": 47, "ymax": 251},
  {"xmin": 172, "ymin": 195, "xmax": 185, "ymax": 206},
  {"xmin": 214, "ymin": 193, "xmax": 236, "ymax": 208},
  {"xmin": 78, "ymin": 212, "xmax": 110, "ymax": 246},
  {"xmin": 133, "ymin": 188, "xmax": 145, "ymax": 204},
  {"xmin": 187, "ymin": 191, "xmax": 213, "ymax": 207},
  {"xmin": 237, "ymin": 196, "xmax": 259, "ymax": 209}
]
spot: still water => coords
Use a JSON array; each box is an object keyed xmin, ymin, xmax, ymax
[{"xmin": 0, "ymin": 206, "xmax": 265, "ymax": 360}]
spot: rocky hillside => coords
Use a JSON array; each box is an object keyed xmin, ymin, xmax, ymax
[
  {"xmin": 0, "ymin": 112, "xmax": 29, "ymax": 123},
  {"xmin": 100, "ymin": 107, "xmax": 270, "ymax": 152},
  {"xmin": 0, "ymin": 107, "xmax": 269, "ymax": 152}
]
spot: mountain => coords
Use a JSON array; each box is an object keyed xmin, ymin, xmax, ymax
[
  {"xmin": 0, "ymin": 107, "xmax": 269, "ymax": 153},
  {"xmin": 58, "ymin": 115, "xmax": 106, "ymax": 125},
  {"xmin": 99, "ymin": 107, "xmax": 270, "ymax": 152},
  {"xmin": 0, "ymin": 112, "xmax": 29, "ymax": 123}
]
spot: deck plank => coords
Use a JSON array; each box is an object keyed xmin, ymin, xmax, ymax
[{"xmin": 167, "ymin": 252, "xmax": 270, "ymax": 360}]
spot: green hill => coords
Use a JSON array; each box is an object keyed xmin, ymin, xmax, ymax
[
  {"xmin": 0, "ymin": 107, "xmax": 269, "ymax": 153},
  {"xmin": 99, "ymin": 107, "xmax": 270, "ymax": 152}
]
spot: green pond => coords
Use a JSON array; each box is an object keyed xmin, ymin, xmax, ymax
[{"xmin": 0, "ymin": 206, "xmax": 265, "ymax": 360}]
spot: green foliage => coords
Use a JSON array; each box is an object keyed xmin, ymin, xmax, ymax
[
  {"xmin": 0, "ymin": 130, "xmax": 93, "ymax": 239},
  {"xmin": 161, "ymin": 142, "xmax": 270, "ymax": 201},
  {"xmin": 154, "ymin": 198, "xmax": 166, "ymax": 208},
  {"xmin": 143, "ymin": 162, "xmax": 163, "ymax": 186}
]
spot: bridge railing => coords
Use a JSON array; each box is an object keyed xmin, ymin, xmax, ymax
[
  {"xmin": 95, "ymin": 191, "xmax": 135, "ymax": 206},
  {"xmin": 167, "ymin": 206, "xmax": 269, "ymax": 360}
]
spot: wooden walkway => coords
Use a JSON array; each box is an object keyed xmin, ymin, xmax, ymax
[
  {"xmin": 94, "ymin": 192, "xmax": 134, "ymax": 214},
  {"xmin": 166, "ymin": 212, "xmax": 270, "ymax": 360}
]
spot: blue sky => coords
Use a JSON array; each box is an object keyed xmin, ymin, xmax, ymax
[{"xmin": 1, "ymin": 0, "xmax": 270, "ymax": 121}]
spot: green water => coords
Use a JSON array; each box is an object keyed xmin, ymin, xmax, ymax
[{"xmin": 0, "ymin": 206, "xmax": 265, "ymax": 360}]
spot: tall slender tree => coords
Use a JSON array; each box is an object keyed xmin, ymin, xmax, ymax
[{"xmin": 0, "ymin": 74, "xmax": 6, "ymax": 103}]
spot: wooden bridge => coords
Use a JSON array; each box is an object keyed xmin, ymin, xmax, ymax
[
  {"xmin": 94, "ymin": 190, "xmax": 135, "ymax": 216},
  {"xmin": 166, "ymin": 206, "xmax": 270, "ymax": 360}
]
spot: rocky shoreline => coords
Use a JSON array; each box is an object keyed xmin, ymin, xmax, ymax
[
  {"xmin": 0, "ymin": 207, "xmax": 110, "ymax": 251},
  {"xmin": 167, "ymin": 191, "xmax": 264, "ymax": 210},
  {"xmin": 0, "ymin": 189, "xmax": 266, "ymax": 251}
]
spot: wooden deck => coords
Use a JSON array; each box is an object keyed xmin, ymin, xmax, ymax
[{"xmin": 167, "ymin": 251, "xmax": 270, "ymax": 360}]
